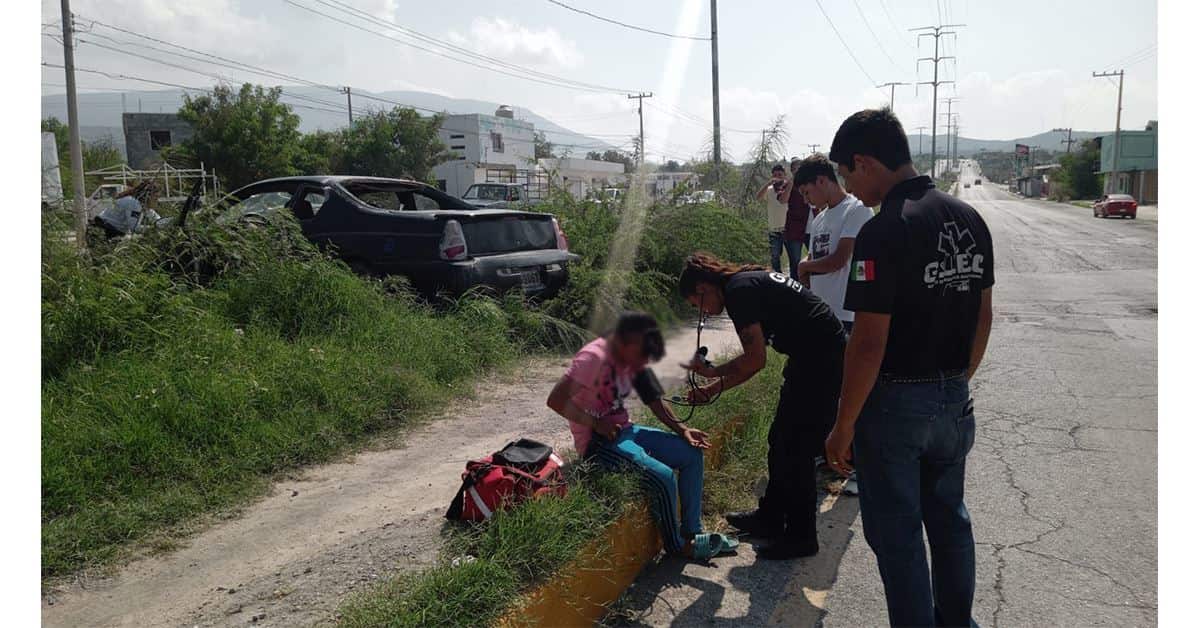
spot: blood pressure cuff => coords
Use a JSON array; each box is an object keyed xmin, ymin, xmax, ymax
[{"xmin": 633, "ymin": 369, "xmax": 664, "ymax": 404}]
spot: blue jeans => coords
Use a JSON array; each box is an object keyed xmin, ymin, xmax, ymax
[
  {"xmin": 769, "ymin": 232, "xmax": 805, "ymax": 278},
  {"xmin": 588, "ymin": 424, "xmax": 704, "ymax": 554},
  {"xmin": 854, "ymin": 374, "xmax": 978, "ymax": 628}
]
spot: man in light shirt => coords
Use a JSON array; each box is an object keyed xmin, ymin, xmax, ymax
[
  {"xmin": 793, "ymin": 154, "xmax": 874, "ymax": 335},
  {"xmin": 756, "ymin": 164, "xmax": 793, "ymax": 274}
]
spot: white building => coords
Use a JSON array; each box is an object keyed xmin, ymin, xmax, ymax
[
  {"xmin": 433, "ymin": 106, "xmax": 537, "ymax": 197},
  {"xmin": 537, "ymin": 157, "xmax": 626, "ymax": 199},
  {"xmin": 640, "ymin": 172, "xmax": 698, "ymax": 199}
]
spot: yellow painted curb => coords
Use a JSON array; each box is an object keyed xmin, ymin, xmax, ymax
[{"xmin": 497, "ymin": 414, "xmax": 749, "ymax": 628}]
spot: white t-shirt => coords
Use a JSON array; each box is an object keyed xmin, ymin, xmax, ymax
[
  {"xmin": 765, "ymin": 182, "xmax": 788, "ymax": 232},
  {"xmin": 808, "ymin": 193, "xmax": 874, "ymax": 322}
]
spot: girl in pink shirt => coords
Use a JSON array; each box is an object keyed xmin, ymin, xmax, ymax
[{"xmin": 546, "ymin": 311, "xmax": 738, "ymax": 560}]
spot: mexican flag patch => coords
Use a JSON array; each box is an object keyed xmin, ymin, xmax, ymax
[{"xmin": 853, "ymin": 260, "xmax": 875, "ymax": 281}]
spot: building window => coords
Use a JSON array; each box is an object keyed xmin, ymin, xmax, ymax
[
  {"xmin": 450, "ymin": 145, "xmax": 466, "ymax": 150},
  {"xmin": 490, "ymin": 131, "xmax": 504, "ymax": 154},
  {"xmin": 149, "ymin": 130, "xmax": 172, "ymax": 150},
  {"xmin": 450, "ymin": 134, "xmax": 465, "ymax": 139}
]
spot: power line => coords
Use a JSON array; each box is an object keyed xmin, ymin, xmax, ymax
[
  {"xmin": 851, "ymin": 0, "xmax": 899, "ymax": 69},
  {"xmin": 544, "ymin": 0, "xmax": 710, "ymax": 41},
  {"xmin": 72, "ymin": 16, "xmax": 341, "ymax": 93},
  {"xmin": 282, "ymin": 0, "xmax": 642, "ymax": 94},
  {"xmin": 879, "ymin": 0, "xmax": 917, "ymax": 50},
  {"xmin": 316, "ymin": 0, "xmax": 627, "ymax": 92},
  {"xmin": 813, "ymin": 0, "xmax": 884, "ymax": 91}
]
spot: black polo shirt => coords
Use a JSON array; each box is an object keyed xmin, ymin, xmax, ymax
[
  {"xmin": 723, "ymin": 271, "xmax": 846, "ymax": 364},
  {"xmin": 843, "ymin": 176, "xmax": 994, "ymax": 376}
]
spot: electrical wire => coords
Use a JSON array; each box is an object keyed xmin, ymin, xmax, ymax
[
  {"xmin": 851, "ymin": 0, "xmax": 899, "ymax": 70},
  {"xmin": 879, "ymin": 0, "xmax": 917, "ymax": 50},
  {"xmin": 282, "ymin": 0, "xmax": 643, "ymax": 95},
  {"xmin": 543, "ymin": 0, "xmax": 710, "ymax": 41},
  {"xmin": 813, "ymin": 0, "xmax": 884, "ymax": 92}
]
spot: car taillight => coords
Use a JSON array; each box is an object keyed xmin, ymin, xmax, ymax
[
  {"xmin": 439, "ymin": 219, "xmax": 468, "ymax": 261},
  {"xmin": 552, "ymin": 217, "xmax": 569, "ymax": 251}
]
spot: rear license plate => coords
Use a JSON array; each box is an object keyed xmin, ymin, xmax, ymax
[{"xmin": 519, "ymin": 270, "xmax": 544, "ymax": 291}]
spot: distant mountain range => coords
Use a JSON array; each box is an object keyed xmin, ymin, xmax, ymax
[
  {"xmin": 908, "ymin": 129, "xmax": 1109, "ymax": 155},
  {"xmin": 41, "ymin": 86, "xmax": 618, "ymax": 158}
]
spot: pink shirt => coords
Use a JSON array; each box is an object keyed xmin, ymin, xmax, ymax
[{"xmin": 564, "ymin": 337, "xmax": 635, "ymax": 455}]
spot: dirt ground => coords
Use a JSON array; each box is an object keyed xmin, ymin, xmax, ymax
[{"xmin": 42, "ymin": 317, "xmax": 741, "ymax": 628}]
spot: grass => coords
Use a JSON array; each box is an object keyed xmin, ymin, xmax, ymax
[
  {"xmin": 336, "ymin": 464, "xmax": 639, "ymax": 628},
  {"xmin": 41, "ymin": 190, "xmax": 768, "ymax": 584},
  {"xmin": 40, "ymin": 214, "xmax": 572, "ymax": 579},
  {"xmin": 337, "ymin": 352, "xmax": 789, "ymax": 627}
]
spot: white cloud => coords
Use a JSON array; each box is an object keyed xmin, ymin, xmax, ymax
[{"xmin": 448, "ymin": 17, "xmax": 582, "ymax": 70}]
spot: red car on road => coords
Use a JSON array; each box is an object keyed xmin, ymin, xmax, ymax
[{"xmin": 1093, "ymin": 193, "xmax": 1138, "ymax": 219}]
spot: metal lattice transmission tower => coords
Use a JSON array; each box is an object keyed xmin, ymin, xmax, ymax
[{"xmin": 912, "ymin": 24, "xmax": 964, "ymax": 178}]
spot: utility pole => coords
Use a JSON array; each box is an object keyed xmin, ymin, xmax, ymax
[
  {"xmin": 343, "ymin": 86, "xmax": 353, "ymax": 126},
  {"xmin": 628, "ymin": 92, "xmax": 653, "ymax": 165},
  {"xmin": 940, "ymin": 97, "xmax": 960, "ymax": 175},
  {"xmin": 59, "ymin": 0, "xmax": 87, "ymax": 249},
  {"xmin": 913, "ymin": 24, "xmax": 964, "ymax": 180},
  {"xmin": 1053, "ymin": 127, "xmax": 1075, "ymax": 153},
  {"xmin": 710, "ymin": 0, "xmax": 721, "ymax": 169},
  {"xmin": 1093, "ymin": 69, "xmax": 1124, "ymax": 193},
  {"xmin": 876, "ymin": 81, "xmax": 910, "ymax": 110},
  {"xmin": 807, "ymin": 143, "xmax": 821, "ymax": 155},
  {"xmin": 914, "ymin": 125, "xmax": 928, "ymax": 175}
]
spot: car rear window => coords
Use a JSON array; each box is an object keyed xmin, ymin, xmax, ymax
[
  {"xmin": 462, "ymin": 216, "xmax": 556, "ymax": 255},
  {"xmin": 342, "ymin": 182, "xmax": 449, "ymax": 211}
]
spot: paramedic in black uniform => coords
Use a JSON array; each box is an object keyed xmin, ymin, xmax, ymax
[
  {"xmin": 678, "ymin": 253, "xmax": 846, "ymax": 560},
  {"xmin": 824, "ymin": 108, "xmax": 995, "ymax": 628}
]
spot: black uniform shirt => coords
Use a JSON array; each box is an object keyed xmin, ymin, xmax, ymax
[
  {"xmin": 722, "ymin": 271, "xmax": 846, "ymax": 362},
  {"xmin": 843, "ymin": 176, "xmax": 995, "ymax": 376}
]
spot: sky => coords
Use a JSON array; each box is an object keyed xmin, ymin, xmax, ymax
[{"xmin": 40, "ymin": 0, "xmax": 1158, "ymax": 163}]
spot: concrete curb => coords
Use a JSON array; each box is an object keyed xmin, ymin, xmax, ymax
[{"xmin": 497, "ymin": 414, "xmax": 749, "ymax": 628}]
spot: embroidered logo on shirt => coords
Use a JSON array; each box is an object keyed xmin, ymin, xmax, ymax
[{"xmin": 853, "ymin": 260, "xmax": 875, "ymax": 281}]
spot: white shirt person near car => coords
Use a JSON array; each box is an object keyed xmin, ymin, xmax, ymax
[{"xmin": 792, "ymin": 154, "xmax": 874, "ymax": 328}]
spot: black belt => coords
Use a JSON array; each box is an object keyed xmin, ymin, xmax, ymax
[{"xmin": 878, "ymin": 369, "xmax": 966, "ymax": 384}]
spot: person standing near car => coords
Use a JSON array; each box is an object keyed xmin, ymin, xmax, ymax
[
  {"xmin": 678, "ymin": 253, "xmax": 846, "ymax": 559},
  {"xmin": 756, "ymin": 164, "xmax": 794, "ymax": 274},
  {"xmin": 823, "ymin": 108, "xmax": 994, "ymax": 627},
  {"xmin": 792, "ymin": 153, "xmax": 874, "ymax": 335}
]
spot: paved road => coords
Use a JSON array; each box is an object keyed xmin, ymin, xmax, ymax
[{"xmin": 613, "ymin": 162, "xmax": 1158, "ymax": 626}]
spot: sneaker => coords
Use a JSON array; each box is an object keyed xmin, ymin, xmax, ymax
[
  {"xmin": 691, "ymin": 532, "xmax": 739, "ymax": 560},
  {"xmin": 756, "ymin": 537, "xmax": 819, "ymax": 560},
  {"xmin": 725, "ymin": 510, "xmax": 785, "ymax": 538}
]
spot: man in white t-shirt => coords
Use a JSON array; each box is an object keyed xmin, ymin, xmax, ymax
[
  {"xmin": 756, "ymin": 164, "xmax": 793, "ymax": 274},
  {"xmin": 792, "ymin": 154, "xmax": 874, "ymax": 334}
]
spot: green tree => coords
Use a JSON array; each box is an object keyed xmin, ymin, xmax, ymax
[
  {"xmin": 333, "ymin": 107, "xmax": 452, "ymax": 181},
  {"xmin": 173, "ymin": 84, "xmax": 306, "ymax": 189},
  {"xmin": 659, "ymin": 159, "xmax": 682, "ymax": 173},
  {"xmin": 1053, "ymin": 142, "xmax": 1102, "ymax": 200},
  {"xmin": 533, "ymin": 130, "xmax": 555, "ymax": 160},
  {"xmin": 296, "ymin": 129, "xmax": 342, "ymax": 175},
  {"xmin": 585, "ymin": 149, "xmax": 634, "ymax": 173},
  {"xmin": 42, "ymin": 119, "xmax": 126, "ymax": 197}
]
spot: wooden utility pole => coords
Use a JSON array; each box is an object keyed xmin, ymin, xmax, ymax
[
  {"xmin": 1053, "ymin": 127, "xmax": 1076, "ymax": 153},
  {"xmin": 343, "ymin": 87, "xmax": 353, "ymax": 125},
  {"xmin": 914, "ymin": 24, "xmax": 963, "ymax": 180},
  {"xmin": 628, "ymin": 92, "xmax": 653, "ymax": 165},
  {"xmin": 1093, "ymin": 69, "xmax": 1125, "ymax": 193},
  {"xmin": 59, "ymin": 0, "xmax": 87, "ymax": 249},
  {"xmin": 710, "ymin": 0, "xmax": 721, "ymax": 168},
  {"xmin": 914, "ymin": 125, "xmax": 928, "ymax": 174}
]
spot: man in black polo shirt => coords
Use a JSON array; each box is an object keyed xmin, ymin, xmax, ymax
[{"xmin": 824, "ymin": 109, "xmax": 994, "ymax": 628}]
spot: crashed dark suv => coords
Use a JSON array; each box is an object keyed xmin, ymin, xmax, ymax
[{"xmin": 223, "ymin": 176, "xmax": 577, "ymax": 296}]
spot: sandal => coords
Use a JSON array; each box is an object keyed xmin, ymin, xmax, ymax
[{"xmin": 691, "ymin": 532, "xmax": 739, "ymax": 560}]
